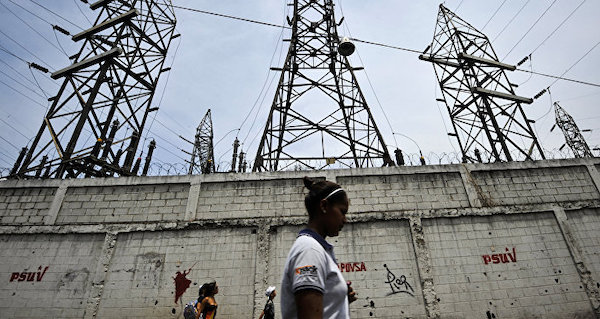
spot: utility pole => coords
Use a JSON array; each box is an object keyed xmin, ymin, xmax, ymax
[
  {"xmin": 11, "ymin": 0, "xmax": 177, "ymax": 179},
  {"xmin": 188, "ymin": 109, "xmax": 215, "ymax": 174},
  {"xmin": 420, "ymin": 4, "xmax": 544, "ymax": 163},
  {"xmin": 253, "ymin": 0, "xmax": 394, "ymax": 172},
  {"xmin": 231, "ymin": 138, "xmax": 240, "ymax": 172},
  {"xmin": 552, "ymin": 102, "xmax": 592, "ymax": 158}
]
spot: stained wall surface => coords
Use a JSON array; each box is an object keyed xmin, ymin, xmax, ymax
[{"xmin": 0, "ymin": 158, "xmax": 599, "ymax": 318}]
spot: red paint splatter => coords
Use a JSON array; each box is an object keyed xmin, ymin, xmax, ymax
[{"xmin": 173, "ymin": 269, "xmax": 192, "ymax": 304}]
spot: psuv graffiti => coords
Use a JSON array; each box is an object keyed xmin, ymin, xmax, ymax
[
  {"xmin": 482, "ymin": 247, "xmax": 517, "ymax": 265},
  {"xmin": 9, "ymin": 266, "xmax": 49, "ymax": 282}
]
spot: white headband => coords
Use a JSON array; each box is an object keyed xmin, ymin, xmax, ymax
[{"xmin": 323, "ymin": 188, "xmax": 345, "ymax": 200}]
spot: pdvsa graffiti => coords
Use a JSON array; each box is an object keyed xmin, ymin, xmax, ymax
[
  {"xmin": 482, "ymin": 247, "xmax": 516, "ymax": 265},
  {"xmin": 383, "ymin": 264, "xmax": 414, "ymax": 297},
  {"xmin": 9, "ymin": 266, "xmax": 49, "ymax": 282},
  {"xmin": 338, "ymin": 262, "xmax": 367, "ymax": 273}
]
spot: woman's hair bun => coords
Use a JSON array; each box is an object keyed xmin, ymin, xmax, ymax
[{"xmin": 303, "ymin": 176, "xmax": 315, "ymax": 190}]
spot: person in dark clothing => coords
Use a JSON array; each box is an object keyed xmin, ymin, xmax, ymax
[{"xmin": 259, "ymin": 286, "xmax": 276, "ymax": 319}]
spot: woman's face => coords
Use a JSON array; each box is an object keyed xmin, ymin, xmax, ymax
[
  {"xmin": 214, "ymin": 284, "xmax": 219, "ymax": 295},
  {"xmin": 322, "ymin": 196, "xmax": 349, "ymax": 237}
]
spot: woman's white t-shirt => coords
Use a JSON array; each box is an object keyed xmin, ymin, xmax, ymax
[{"xmin": 280, "ymin": 229, "xmax": 349, "ymax": 319}]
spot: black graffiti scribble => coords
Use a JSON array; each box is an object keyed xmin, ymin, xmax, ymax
[{"xmin": 383, "ymin": 264, "xmax": 414, "ymax": 297}]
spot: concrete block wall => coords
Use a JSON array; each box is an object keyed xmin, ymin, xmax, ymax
[
  {"xmin": 0, "ymin": 233, "xmax": 105, "ymax": 318},
  {"xmin": 0, "ymin": 158, "xmax": 599, "ymax": 318},
  {"xmin": 59, "ymin": 183, "xmax": 189, "ymax": 224},
  {"xmin": 423, "ymin": 213, "xmax": 591, "ymax": 318},
  {"xmin": 196, "ymin": 178, "xmax": 306, "ymax": 219},
  {"xmin": 471, "ymin": 166, "xmax": 599, "ymax": 206},
  {"xmin": 0, "ymin": 187, "xmax": 56, "ymax": 225}
]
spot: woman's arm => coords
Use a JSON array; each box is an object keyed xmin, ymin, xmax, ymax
[
  {"xmin": 196, "ymin": 299, "xmax": 206, "ymax": 319},
  {"xmin": 295, "ymin": 289, "xmax": 323, "ymax": 319},
  {"xmin": 258, "ymin": 309, "xmax": 265, "ymax": 319}
]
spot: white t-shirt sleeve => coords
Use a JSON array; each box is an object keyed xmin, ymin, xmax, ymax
[{"xmin": 290, "ymin": 241, "xmax": 328, "ymax": 294}]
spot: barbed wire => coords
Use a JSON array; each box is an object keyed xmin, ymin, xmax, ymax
[{"xmin": 1, "ymin": 148, "xmax": 598, "ymax": 179}]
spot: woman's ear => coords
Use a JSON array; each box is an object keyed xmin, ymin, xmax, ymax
[{"xmin": 319, "ymin": 199, "xmax": 327, "ymax": 214}]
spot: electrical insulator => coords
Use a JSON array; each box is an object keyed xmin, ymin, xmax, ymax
[
  {"xmin": 52, "ymin": 25, "xmax": 70, "ymax": 36},
  {"xmin": 534, "ymin": 89, "xmax": 547, "ymax": 100},
  {"xmin": 29, "ymin": 63, "xmax": 49, "ymax": 73},
  {"xmin": 517, "ymin": 55, "xmax": 530, "ymax": 66}
]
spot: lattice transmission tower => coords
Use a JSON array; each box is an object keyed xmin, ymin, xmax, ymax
[
  {"xmin": 187, "ymin": 109, "xmax": 215, "ymax": 174},
  {"xmin": 552, "ymin": 102, "xmax": 592, "ymax": 158},
  {"xmin": 420, "ymin": 4, "xmax": 544, "ymax": 163},
  {"xmin": 10, "ymin": 0, "xmax": 177, "ymax": 179},
  {"xmin": 253, "ymin": 0, "xmax": 394, "ymax": 172}
]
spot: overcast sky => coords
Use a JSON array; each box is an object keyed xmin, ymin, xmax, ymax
[{"xmin": 0, "ymin": 0, "xmax": 599, "ymax": 174}]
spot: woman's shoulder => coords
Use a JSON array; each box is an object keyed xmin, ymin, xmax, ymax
[
  {"xmin": 291, "ymin": 235, "xmax": 325, "ymax": 254},
  {"xmin": 295, "ymin": 234, "xmax": 321, "ymax": 245}
]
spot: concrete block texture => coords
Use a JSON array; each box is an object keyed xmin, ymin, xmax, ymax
[
  {"xmin": 338, "ymin": 172, "xmax": 470, "ymax": 213},
  {"xmin": 58, "ymin": 183, "xmax": 189, "ymax": 224},
  {"xmin": 96, "ymin": 227, "xmax": 257, "ymax": 319},
  {"xmin": 0, "ymin": 158, "xmax": 599, "ymax": 318},
  {"xmin": 0, "ymin": 187, "xmax": 56, "ymax": 225},
  {"xmin": 268, "ymin": 222, "xmax": 427, "ymax": 319},
  {"xmin": 195, "ymin": 178, "xmax": 311, "ymax": 219},
  {"xmin": 471, "ymin": 166, "xmax": 599, "ymax": 206},
  {"xmin": 566, "ymin": 208, "xmax": 600, "ymax": 296},
  {"xmin": 0, "ymin": 233, "xmax": 105, "ymax": 318},
  {"xmin": 422, "ymin": 212, "xmax": 595, "ymax": 319}
]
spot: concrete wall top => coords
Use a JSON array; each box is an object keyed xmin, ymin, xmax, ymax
[{"xmin": 1, "ymin": 158, "xmax": 598, "ymax": 189}]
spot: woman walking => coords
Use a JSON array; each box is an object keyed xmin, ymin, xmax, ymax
[
  {"xmin": 280, "ymin": 177, "xmax": 357, "ymax": 319},
  {"xmin": 196, "ymin": 281, "xmax": 218, "ymax": 319}
]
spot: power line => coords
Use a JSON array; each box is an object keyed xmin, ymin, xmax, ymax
[
  {"xmin": 0, "ymin": 1, "xmax": 68, "ymax": 56},
  {"xmin": 0, "ymin": 135, "xmax": 21, "ymax": 151},
  {"xmin": 170, "ymin": 3, "xmax": 600, "ymax": 89},
  {"xmin": 8, "ymin": 0, "xmax": 55, "ymax": 27},
  {"xmin": 27, "ymin": 0, "xmax": 84, "ymax": 30},
  {"xmin": 502, "ymin": 0, "xmax": 559, "ymax": 60},
  {"xmin": 0, "ymin": 29, "xmax": 53, "ymax": 69},
  {"xmin": 0, "ymin": 57, "xmax": 38, "ymax": 86},
  {"xmin": 482, "ymin": 0, "xmax": 508, "ymax": 30},
  {"xmin": 549, "ymin": 39, "xmax": 600, "ymax": 88},
  {"xmin": 454, "ymin": 0, "xmax": 465, "ymax": 12},
  {"xmin": 530, "ymin": 0, "xmax": 586, "ymax": 56},
  {"xmin": 516, "ymin": 68, "xmax": 600, "ymax": 88},
  {"xmin": 172, "ymin": 4, "xmax": 291, "ymax": 30},
  {"xmin": 73, "ymin": 0, "xmax": 92, "ymax": 25},
  {"xmin": 347, "ymin": 37, "xmax": 422, "ymax": 54},
  {"xmin": 492, "ymin": 0, "xmax": 531, "ymax": 42},
  {"xmin": 0, "ymin": 44, "xmax": 27, "ymax": 63},
  {"xmin": 0, "ymin": 68, "xmax": 46, "ymax": 99},
  {"xmin": 0, "ymin": 78, "xmax": 48, "ymax": 109},
  {"xmin": 0, "ymin": 117, "xmax": 30, "ymax": 140}
]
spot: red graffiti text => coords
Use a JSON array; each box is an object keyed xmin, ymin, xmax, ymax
[
  {"xmin": 338, "ymin": 262, "xmax": 367, "ymax": 272},
  {"xmin": 482, "ymin": 247, "xmax": 517, "ymax": 265},
  {"xmin": 9, "ymin": 266, "xmax": 49, "ymax": 282}
]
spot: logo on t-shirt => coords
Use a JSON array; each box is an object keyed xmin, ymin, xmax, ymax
[{"xmin": 295, "ymin": 265, "xmax": 317, "ymax": 275}]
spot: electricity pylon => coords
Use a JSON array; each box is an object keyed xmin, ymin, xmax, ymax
[
  {"xmin": 253, "ymin": 0, "xmax": 394, "ymax": 172},
  {"xmin": 11, "ymin": 0, "xmax": 177, "ymax": 178},
  {"xmin": 552, "ymin": 102, "xmax": 592, "ymax": 158},
  {"xmin": 188, "ymin": 109, "xmax": 215, "ymax": 174},
  {"xmin": 420, "ymin": 4, "xmax": 544, "ymax": 163}
]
